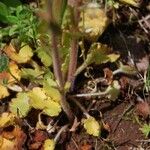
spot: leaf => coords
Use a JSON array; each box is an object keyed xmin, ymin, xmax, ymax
[
  {"xmin": 115, "ymin": 62, "xmax": 137, "ymax": 75},
  {"xmin": 105, "ymin": 80, "xmax": 120, "ymax": 101},
  {"xmin": 0, "ymin": 137, "xmax": 15, "ymax": 149},
  {"xmin": 0, "ymin": 54, "xmax": 9, "ymax": 73},
  {"xmin": 82, "ymin": 117, "xmax": 101, "ymax": 137},
  {"xmin": 43, "ymin": 139, "xmax": 55, "ymax": 150},
  {"xmin": 17, "ymin": 43, "xmax": 33, "ymax": 63},
  {"xmin": 75, "ymin": 43, "xmax": 119, "ymax": 76},
  {"xmin": 7, "ymin": 16, "xmax": 19, "ymax": 24},
  {"xmin": 140, "ymin": 124, "xmax": 150, "ymax": 137},
  {"xmin": 36, "ymin": 48, "xmax": 52, "ymax": 67},
  {"xmin": 21, "ymin": 68, "xmax": 44, "ymax": 79},
  {"xmin": 1, "ymin": 0, "xmax": 21, "ymax": 8},
  {"xmin": 119, "ymin": 0, "xmax": 140, "ymax": 7},
  {"xmin": 43, "ymin": 99, "xmax": 61, "ymax": 116},
  {"xmin": 0, "ymin": 84, "xmax": 9, "ymax": 99},
  {"xmin": 79, "ymin": 4, "xmax": 109, "ymax": 40},
  {"xmin": 0, "ymin": 113, "xmax": 15, "ymax": 128},
  {"xmin": 43, "ymin": 79, "xmax": 61, "ymax": 102},
  {"xmin": 29, "ymin": 87, "xmax": 61, "ymax": 117},
  {"xmin": 9, "ymin": 61, "xmax": 21, "ymax": 83},
  {"xmin": 0, "ymin": 2, "xmax": 9, "ymax": 23},
  {"xmin": 9, "ymin": 92, "xmax": 31, "ymax": 118},
  {"xmin": 28, "ymin": 87, "xmax": 47, "ymax": 110},
  {"xmin": 4, "ymin": 43, "xmax": 33, "ymax": 63}
]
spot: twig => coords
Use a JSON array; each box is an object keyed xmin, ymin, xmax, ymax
[
  {"xmin": 69, "ymin": 96, "xmax": 90, "ymax": 118},
  {"xmin": 54, "ymin": 124, "xmax": 69, "ymax": 142}
]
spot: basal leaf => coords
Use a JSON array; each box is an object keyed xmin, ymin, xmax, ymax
[
  {"xmin": 4, "ymin": 43, "xmax": 33, "ymax": 63},
  {"xmin": 83, "ymin": 117, "xmax": 101, "ymax": 137},
  {"xmin": 36, "ymin": 48, "xmax": 52, "ymax": 67},
  {"xmin": 0, "ymin": 113, "xmax": 15, "ymax": 128},
  {"xmin": 43, "ymin": 79, "xmax": 61, "ymax": 102},
  {"xmin": 43, "ymin": 98, "xmax": 61, "ymax": 116},
  {"xmin": 28, "ymin": 87, "xmax": 47, "ymax": 110},
  {"xmin": 9, "ymin": 92, "xmax": 31, "ymax": 118},
  {"xmin": 21, "ymin": 68, "xmax": 44, "ymax": 79},
  {"xmin": 0, "ymin": 84, "xmax": 9, "ymax": 99},
  {"xmin": 43, "ymin": 139, "xmax": 55, "ymax": 150}
]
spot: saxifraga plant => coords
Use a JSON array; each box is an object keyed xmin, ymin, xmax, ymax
[{"xmin": 47, "ymin": 0, "xmax": 81, "ymax": 123}]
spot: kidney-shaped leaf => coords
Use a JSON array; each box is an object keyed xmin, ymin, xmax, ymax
[{"xmin": 82, "ymin": 117, "xmax": 101, "ymax": 137}]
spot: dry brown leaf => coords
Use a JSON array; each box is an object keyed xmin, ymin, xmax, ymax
[{"xmin": 136, "ymin": 101, "xmax": 150, "ymax": 119}]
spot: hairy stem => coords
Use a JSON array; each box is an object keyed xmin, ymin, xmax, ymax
[
  {"xmin": 67, "ymin": 7, "xmax": 79, "ymax": 88},
  {"xmin": 48, "ymin": 0, "xmax": 74, "ymax": 122}
]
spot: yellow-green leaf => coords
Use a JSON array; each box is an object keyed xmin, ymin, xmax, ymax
[
  {"xmin": 28, "ymin": 87, "xmax": 47, "ymax": 109},
  {"xmin": 0, "ymin": 84, "xmax": 9, "ymax": 99},
  {"xmin": 106, "ymin": 80, "xmax": 120, "ymax": 101},
  {"xmin": 37, "ymin": 49, "xmax": 52, "ymax": 67},
  {"xmin": 43, "ymin": 80, "xmax": 61, "ymax": 102},
  {"xmin": 43, "ymin": 98, "xmax": 61, "ymax": 116},
  {"xmin": 43, "ymin": 139, "xmax": 55, "ymax": 150},
  {"xmin": 9, "ymin": 93, "xmax": 31, "ymax": 118},
  {"xmin": 119, "ymin": 0, "xmax": 140, "ymax": 7},
  {"xmin": 83, "ymin": 117, "xmax": 101, "ymax": 137},
  {"xmin": 0, "ymin": 113, "xmax": 15, "ymax": 128}
]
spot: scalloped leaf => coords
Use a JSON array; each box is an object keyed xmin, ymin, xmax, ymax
[
  {"xmin": 82, "ymin": 117, "xmax": 101, "ymax": 137},
  {"xmin": 43, "ymin": 139, "xmax": 55, "ymax": 150},
  {"xmin": 21, "ymin": 68, "xmax": 44, "ymax": 79},
  {"xmin": 79, "ymin": 3, "xmax": 109, "ymax": 40},
  {"xmin": 43, "ymin": 99, "xmax": 61, "ymax": 116},
  {"xmin": 28, "ymin": 87, "xmax": 47, "ymax": 110},
  {"xmin": 37, "ymin": 48, "xmax": 52, "ymax": 67},
  {"xmin": 43, "ymin": 79, "xmax": 61, "ymax": 102},
  {"xmin": 105, "ymin": 80, "xmax": 121, "ymax": 101},
  {"xmin": 4, "ymin": 43, "xmax": 33, "ymax": 63},
  {"xmin": 0, "ymin": 113, "xmax": 15, "ymax": 128},
  {"xmin": 9, "ymin": 92, "xmax": 31, "ymax": 118},
  {"xmin": 0, "ymin": 84, "xmax": 9, "ymax": 99}
]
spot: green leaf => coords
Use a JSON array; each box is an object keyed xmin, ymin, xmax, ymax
[
  {"xmin": 36, "ymin": 48, "xmax": 52, "ymax": 67},
  {"xmin": 9, "ymin": 92, "xmax": 31, "ymax": 118},
  {"xmin": 7, "ymin": 16, "xmax": 19, "ymax": 24},
  {"xmin": 140, "ymin": 124, "xmax": 150, "ymax": 137},
  {"xmin": 0, "ymin": 54, "xmax": 9, "ymax": 73},
  {"xmin": 83, "ymin": 117, "xmax": 101, "ymax": 137},
  {"xmin": 21, "ymin": 68, "xmax": 44, "ymax": 80},
  {"xmin": 1, "ymin": 0, "xmax": 21, "ymax": 8},
  {"xmin": 0, "ymin": 2, "xmax": 9, "ymax": 23}
]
